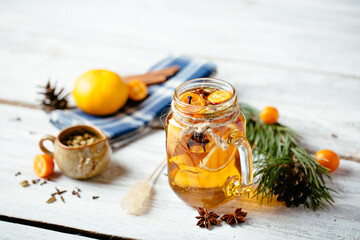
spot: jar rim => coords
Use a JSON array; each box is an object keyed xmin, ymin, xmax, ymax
[{"xmin": 173, "ymin": 78, "xmax": 237, "ymax": 115}]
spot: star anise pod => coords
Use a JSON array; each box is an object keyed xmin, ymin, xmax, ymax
[
  {"xmin": 187, "ymin": 132, "xmax": 210, "ymax": 152},
  {"xmin": 195, "ymin": 207, "xmax": 220, "ymax": 229},
  {"xmin": 220, "ymin": 208, "xmax": 247, "ymax": 225}
]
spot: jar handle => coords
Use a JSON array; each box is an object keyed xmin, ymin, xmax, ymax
[
  {"xmin": 234, "ymin": 137, "xmax": 253, "ymax": 194},
  {"xmin": 39, "ymin": 135, "xmax": 56, "ymax": 158}
]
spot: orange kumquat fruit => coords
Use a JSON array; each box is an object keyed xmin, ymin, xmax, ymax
[
  {"xmin": 207, "ymin": 90, "xmax": 232, "ymax": 104},
  {"xmin": 127, "ymin": 79, "xmax": 148, "ymax": 101},
  {"xmin": 179, "ymin": 92, "xmax": 206, "ymax": 106},
  {"xmin": 315, "ymin": 149, "xmax": 340, "ymax": 173},
  {"xmin": 260, "ymin": 106, "xmax": 279, "ymax": 124},
  {"xmin": 34, "ymin": 154, "xmax": 55, "ymax": 178}
]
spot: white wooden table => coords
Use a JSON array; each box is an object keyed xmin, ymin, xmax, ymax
[{"xmin": 1, "ymin": 0, "xmax": 360, "ymax": 239}]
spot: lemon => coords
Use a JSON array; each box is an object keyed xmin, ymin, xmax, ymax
[{"xmin": 73, "ymin": 70, "xmax": 128, "ymax": 116}]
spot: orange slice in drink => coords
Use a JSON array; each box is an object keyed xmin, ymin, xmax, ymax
[
  {"xmin": 207, "ymin": 90, "xmax": 232, "ymax": 104},
  {"xmin": 199, "ymin": 144, "xmax": 238, "ymax": 172},
  {"xmin": 172, "ymin": 148, "xmax": 240, "ymax": 188},
  {"xmin": 179, "ymin": 92, "xmax": 205, "ymax": 106},
  {"xmin": 169, "ymin": 154, "xmax": 200, "ymax": 174},
  {"xmin": 166, "ymin": 117, "xmax": 183, "ymax": 156}
]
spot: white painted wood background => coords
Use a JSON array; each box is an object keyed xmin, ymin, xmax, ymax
[{"xmin": 0, "ymin": 0, "xmax": 359, "ymax": 239}]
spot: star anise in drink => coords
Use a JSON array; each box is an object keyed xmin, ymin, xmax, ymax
[
  {"xmin": 187, "ymin": 132, "xmax": 210, "ymax": 152},
  {"xmin": 195, "ymin": 207, "xmax": 220, "ymax": 229},
  {"xmin": 220, "ymin": 208, "xmax": 247, "ymax": 225}
]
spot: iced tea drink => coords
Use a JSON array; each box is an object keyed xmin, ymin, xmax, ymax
[{"xmin": 166, "ymin": 78, "xmax": 253, "ymax": 209}]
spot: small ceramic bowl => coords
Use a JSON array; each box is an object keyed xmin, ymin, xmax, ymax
[{"xmin": 39, "ymin": 125, "xmax": 111, "ymax": 179}]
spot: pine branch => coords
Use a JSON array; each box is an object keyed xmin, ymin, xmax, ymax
[{"xmin": 239, "ymin": 103, "xmax": 335, "ymax": 210}]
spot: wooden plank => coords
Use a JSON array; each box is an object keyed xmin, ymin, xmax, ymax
[
  {"xmin": 0, "ymin": 220, "xmax": 93, "ymax": 240},
  {"xmin": 3, "ymin": 0, "xmax": 359, "ymax": 76},
  {"xmin": 1, "ymin": 58, "xmax": 359, "ymax": 160},
  {"xmin": 0, "ymin": 104, "xmax": 359, "ymax": 239},
  {"xmin": 1, "ymin": 0, "xmax": 360, "ymax": 104}
]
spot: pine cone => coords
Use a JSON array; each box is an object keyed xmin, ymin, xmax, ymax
[
  {"xmin": 274, "ymin": 163, "xmax": 310, "ymax": 207},
  {"xmin": 39, "ymin": 80, "xmax": 69, "ymax": 112}
]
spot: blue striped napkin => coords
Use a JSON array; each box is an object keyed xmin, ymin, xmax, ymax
[{"xmin": 50, "ymin": 56, "xmax": 216, "ymax": 148}]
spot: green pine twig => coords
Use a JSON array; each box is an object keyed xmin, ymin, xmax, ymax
[{"xmin": 240, "ymin": 103, "xmax": 335, "ymax": 210}]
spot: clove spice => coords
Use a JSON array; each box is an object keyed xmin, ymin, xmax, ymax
[
  {"xmin": 40, "ymin": 180, "xmax": 47, "ymax": 185},
  {"xmin": 72, "ymin": 190, "xmax": 81, "ymax": 198},
  {"xmin": 32, "ymin": 179, "xmax": 40, "ymax": 184},
  {"xmin": 51, "ymin": 187, "xmax": 67, "ymax": 196}
]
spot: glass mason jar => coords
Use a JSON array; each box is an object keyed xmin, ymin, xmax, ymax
[{"xmin": 165, "ymin": 78, "xmax": 253, "ymax": 209}]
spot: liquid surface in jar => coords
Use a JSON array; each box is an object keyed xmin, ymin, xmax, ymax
[
  {"xmin": 166, "ymin": 86, "xmax": 245, "ymax": 209},
  {"xmin": 179, "ymin": 87, "xmax": 232, "ymax": 106}
]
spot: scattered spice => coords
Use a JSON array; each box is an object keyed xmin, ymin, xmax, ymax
[
  {"xmin": 29, "ymin": 131, "xmax": 36, "ymax": 135},
  {"xmin": 52, "ymin": 187, "xmax": 67, "ymax": 196},
  {"xmin": 72, "ymin": 190, "xmax": 81, "ymax": 198},
  {"xmin": 40, "ymin": 180, "xmax": 47, "ymax": 185},
  {"xmin": 92, "ymin": 196, "xmax": 99, "ymax": 200},
  {"xmin": 19, "ymin": 177, "xmax": 89, "ymax": 205},
  {"xmin": 331, "ymin": 134, "xmax": 338, "ymax": 138},
  {"xmin": 20, "ymin": 180, "xmax": 29, "ymax": 187},
  {"xmin": 15, "ymin": 172, "xmax": 21, "ymax": 176},
  {"xmin": 46, "ymin": 196, "xmax": 56, "ymax": 204},
  {"xmin": 32, "ymin": 179, "xmax": 40, "ymax": 184},
  {"xmin": 220, "ymin": 208, "xmax": 247, "ymax": 225},
  {"xmin": 10, "ymin": 117, "xmax": 21, "ymax": 122},
  {"xmin": 47, "ymin": 178, "xmax": 56, "ymax": 182},
  {"xmin": 195, "ymin": 207, "xmax": 220, "ymax": 229}
]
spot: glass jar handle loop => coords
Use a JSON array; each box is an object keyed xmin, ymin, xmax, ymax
[{"xmin": 234, "ymin": 136, "xmax": 253, "ymax": 193}]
